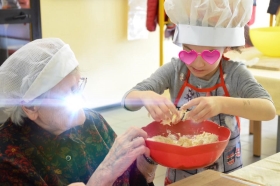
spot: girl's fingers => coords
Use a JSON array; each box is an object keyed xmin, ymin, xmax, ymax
[
  {"xmin": 147, "ymin": 104, "xmax": 171, "ymax": 121},
  {"xmin": 146, "ymin": 106, "xmax": 158, "ymax": 121},
  {"xmin": 187, "ymin": 104, "xmax": 204, "ymax": 121},
  {"xmin": 180, "ymin": 99, "xmax": 198, "ymax": 111},
  {"xmin": 166, "ymin": 101, "xmax": 180, "ymax": 118},
  {"xmin": 192, "ymin": 109, "xmax": 209, "ymax": 122},
  {"xmin": 144, "ymin": 94, "xmax": 181, "ymax": 122},
  {"xmin": 152, "ymin": 106, "xmax": 165, "ymax": 121},
  {"xmin": 158, "ymin": 103, "xmax": 172, "ymax": 119},
  {"xmin": 146, "ymin": 104, "xmax": 164, "ymax": 121}
]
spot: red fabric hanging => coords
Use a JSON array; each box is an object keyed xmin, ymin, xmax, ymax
[
  {"xmin": 248, "ymin": 3, "xmax": 256, "ymax": 26},
  {"xmin": 146, "ymin": 0, "xmax": 159, "ymax": 31}
]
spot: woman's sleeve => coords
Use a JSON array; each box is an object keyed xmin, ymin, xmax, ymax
[
  {"xmin": 87, "ymin": 110, "xmax": 153, "ymax": 185},
  {"xmin": 129, "ymin": 160, "xmax": 154, "ymax": 186}
]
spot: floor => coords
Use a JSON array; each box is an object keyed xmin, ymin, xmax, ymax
[{"xmin": 98, "ymin": 106, "xmax": 279, "ymax": 186}]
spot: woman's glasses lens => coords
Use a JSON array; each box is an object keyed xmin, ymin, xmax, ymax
[{"xmin": 73, "ymin": 77, "xmax": 87, "ymax": 94}]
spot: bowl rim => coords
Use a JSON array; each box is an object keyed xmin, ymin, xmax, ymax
[{"xmin": 142, "ymin": 120, "xmax": 231, "ymax": 169}]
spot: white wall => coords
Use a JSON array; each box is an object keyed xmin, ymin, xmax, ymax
[{"xmin": 250, "ymin": 0, "xmax": 271, "ymax": 28}]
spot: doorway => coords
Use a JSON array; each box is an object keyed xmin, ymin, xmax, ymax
[{"xmin": 0, "ymin": 0, "xmax": 41, "ymax": 66}]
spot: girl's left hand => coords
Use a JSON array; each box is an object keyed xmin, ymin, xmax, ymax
[{"xmin": 180, "ymin": 97, "xmax": 222, "ymax": 123}]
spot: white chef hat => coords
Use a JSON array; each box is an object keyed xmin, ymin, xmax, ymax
[
  {"xmin": 0, "ymin": 38, "xmax": 79, "ymax": 107},
  {"xmin": 164, "ymin": 0, "xmax": 253, "ymax": 47}
]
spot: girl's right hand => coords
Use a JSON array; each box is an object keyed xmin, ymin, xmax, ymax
[{"xmin": 140, "ymin": 91, "xmax": 180, "ymax": 122}]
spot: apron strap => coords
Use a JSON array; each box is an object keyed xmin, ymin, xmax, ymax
[{"xmin": 174, "ymin": 60, "xmax": 241, "ymax": 131}]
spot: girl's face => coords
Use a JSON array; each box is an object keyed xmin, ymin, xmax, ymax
[{"xmin": 182, "ymin": 44, "xmax": 225, "ymax": 80}]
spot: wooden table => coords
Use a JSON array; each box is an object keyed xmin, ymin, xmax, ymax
[
  {"xmin": 168, "ymin": 152, "xmax": 280, "ymax": 186},
  {"xmin": 225, "ymin": 47, "xmax": 280, "ymax": 156},
  {"xmin": 168, "ymin": 169, "xmax": 263, "ymax": 186},
  {"xmin": 229, "ymin": 152, "xmax": 280, "ymax": 185}
]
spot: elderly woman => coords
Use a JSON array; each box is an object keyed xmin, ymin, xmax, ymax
[{"xmin": 0, "ymin": 38, "xmax": 157, "ymax": 185}]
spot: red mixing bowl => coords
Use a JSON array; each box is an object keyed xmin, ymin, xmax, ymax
[{"xmin": 142, "ymin": 120, "xmax": 230, "ymax": 170}]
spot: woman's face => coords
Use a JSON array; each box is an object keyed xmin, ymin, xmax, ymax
[
  {"xmin": 182, "ymin": 44, "xmax": 225, "ymax": 80},
  {"xmin": 34, "ymin": 72, "xmax": 86, "ymax": 135}
]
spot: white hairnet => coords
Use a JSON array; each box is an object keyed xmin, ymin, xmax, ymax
[
  {"xmin": 0, "ymin": 38, "xmax": 79, "ymax": 107},
  {"xmin": 164, "ymin": 0, "xmax": 253, "ymax": 47}
]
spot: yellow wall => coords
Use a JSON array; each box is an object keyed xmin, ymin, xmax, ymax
[
  {"xmin": 40, "ymin": 0, "xmax": 270, "ymax": 108},
  {"xmin": 40, "ymin": 0, "xmax": 165, "ymax": 108}
]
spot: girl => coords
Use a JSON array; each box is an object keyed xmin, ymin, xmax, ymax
[{"xmin": 122, "ymin": 0, "xmax": 276, "ymax": 184}]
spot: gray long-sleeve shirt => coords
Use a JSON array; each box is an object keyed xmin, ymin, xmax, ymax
[
  {"xmin": 122, "ymin": 57, "xmax": 273, "ymax": 180},
  {"xmin": 122, "ymin": 57, "xmax": 272, "ymax": 108}
]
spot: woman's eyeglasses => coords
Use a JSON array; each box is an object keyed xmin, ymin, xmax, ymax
[
  {"xmin": 178, "ymin": 50, "xmax": 221, "ymax": 65},
  {"xmin": 79, "ymin": 77, "xmax": 87, "ymax": 92},
  {"xmin": 73, "ymin": 77, "xmax": 87, "ymax": 94}
]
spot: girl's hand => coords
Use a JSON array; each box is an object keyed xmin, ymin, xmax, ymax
[
  {"xmin": 180, "ymin": 97, "xmax": 222, "ymax": 123},
  {"xmin": 140, "ymin": 91, "xmax": 180, "ymax": 122}
]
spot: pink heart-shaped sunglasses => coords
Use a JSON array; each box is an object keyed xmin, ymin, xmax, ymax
[{"xmin": 178, "ymin": 50, "xmax": 221, "ymax": 65}]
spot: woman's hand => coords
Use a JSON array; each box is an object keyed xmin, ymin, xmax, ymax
[
  {"xmin": 136, "ymin": 154, "xmax": 157, "ymax": 183},
  {"xmin": 140, "ymin": 91, "xmax": 180, "ymax": 123},
  {"xmin": 87, "ymin": 126, "xmax": 149, "ymax": 185},
  {"xmin": 180, "ymin": 97, "xmax": 221, "ymax": 123}
]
